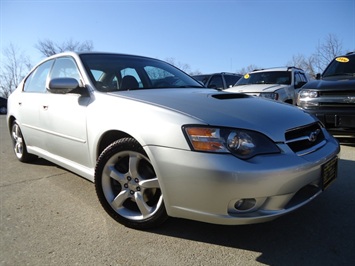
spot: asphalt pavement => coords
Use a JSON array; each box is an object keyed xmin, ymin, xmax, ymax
[{"xmin": 0, "ymin": 115, "xmax": 354, "ymax": 266}]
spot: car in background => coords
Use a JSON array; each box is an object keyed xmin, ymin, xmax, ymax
[
  {"xmin": 0, "ymin": 97, "xmax": 8, "ymax": 114},
  {"xmin": 225, "ymin": 67, "xmax": 309, "ymax": 104},
  {"xmin": 297, "ymin": 52, "xmax": 355, "ymax": 136},
  {"xmin": 7, "ymin": 52, "xmax": 339, "ymax": 229},
  {"xmin": 192, "ymin": 72, "xmax": 242, "ymax": 90}
]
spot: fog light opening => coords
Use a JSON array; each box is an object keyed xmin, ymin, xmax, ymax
[{"xmin": 234, "ymin": 198, "xmax": 256, "ymax": 211}]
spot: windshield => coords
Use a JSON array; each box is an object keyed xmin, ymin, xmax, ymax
[
  {"xmin": 322, "ymin": 55, "xmax": 355, "ymax": 78},
  {"xmin": 80, "ymin": 53, "xmax": 203, "ymax": 92},
  {"xmin": 235, "ymin": 71, "xmax": 291, "ymax": 86}
]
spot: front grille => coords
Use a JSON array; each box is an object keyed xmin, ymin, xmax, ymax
[
  {"xmin": 319, "ymin": 90, "xmax": 355, "ymax": 97},
  {"xmin": 285, "ymin": 123, "xmax": 325, "ymax": 153},
  {"xmin": 319, "ymin": 102, "xmax": 355, "ymax": 107}
]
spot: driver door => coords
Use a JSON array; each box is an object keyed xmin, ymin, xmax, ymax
[{"xmin": 42, "ymin": 57, "xmax": 91, "ymax": 167}]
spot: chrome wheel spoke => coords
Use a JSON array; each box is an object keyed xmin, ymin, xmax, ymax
[
  {"xmin": 111, "ymin": 190, "xmax": 130, "ymax": 209},
  {"xmin": 12, "ymin": 125, "xmax": 23, "ymax": 156},
  {"xmin": 128, "ymin": 154, "xmax": 139, "ymax": 178},
  {"xmin": 135, "ymin": 192, "xmax": 152, "ymax": 217},
  {"xmin": 108, "ymin": 165, "xmax": 126, "ymax": 184},
  {"xmin": 140, "ymin": 178, "xmax": 159, "ymax": 189}
]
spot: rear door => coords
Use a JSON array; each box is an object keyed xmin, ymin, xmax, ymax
[{"xmin": 17, "ymin": 60, "xmax": 54, "ymax": 149}]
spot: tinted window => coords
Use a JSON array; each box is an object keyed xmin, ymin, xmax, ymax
[
  {"xmin": 295, "ymin": 72, "xmax": 307, "ymax": 84},
  {"xmin": 193, "ymin": 75, "xmax": 210, "ymax": 85},
  {"xmin": 323, "ymin": 55, "xmax": 355, "ymax": 77},
  {"xmin": 209, "ymin": 75, "xmax": 224, "ymax": 89},
  {"xmin": 224, "ymin": 75, "xmax": 241, "ymax": 88},
  {"xmin": 24, "ymin": 60, "xmax": 53, "ymax": 93}
]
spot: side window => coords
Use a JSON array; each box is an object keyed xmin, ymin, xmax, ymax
[
  {"xmin": 295, "ymin": 72, "xmax": 306, "ymax": 83},
  {"xmin": 294, "ymin": 72, "xmax": 308, "ymax": 88},
  {"xmin": 24, "ymin": 60, "xmax": 53, "ymax": 93},
  {"xmin": 299, "ymin": 73, "xmax": 308, "ymax": 82},
  {"xmin": 294, "ymin": 72, "xmax": 301, "ymax": 85},
  {"xmin": 224, "ymin": 75, "xmax": 241, "ymax": 88},
  {"xmin": 50, "ymin": 57, "xmax": 81, "ymax": 82},
  {"xmin": 209, "ymin": 75, "xmax": 224, "ymax": 89}
]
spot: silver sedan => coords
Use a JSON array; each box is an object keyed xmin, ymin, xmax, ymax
[{"xmin": 7, "ymin": 52, "xmax": 340, "ymax": 229}]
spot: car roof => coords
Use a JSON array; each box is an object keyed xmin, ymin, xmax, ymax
[
  {"xmin": 47, "ymin": 51, "xmax": 158, "ymax": 60},
  {"xmin": 249, "ymin": 67, "xmax": 304, "ymax": 73},
  {"xmin": 193, "ymin": 72, "xmax": 242, "ymax": 77}
]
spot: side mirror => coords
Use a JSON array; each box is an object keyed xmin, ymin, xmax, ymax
[
  {"xmin": 316, "ymin": 73, "xmax": 321, "ymax": 80},
  {"xmin": 48, "ymin": 78, "xmax": 80, "ymax": 94}
]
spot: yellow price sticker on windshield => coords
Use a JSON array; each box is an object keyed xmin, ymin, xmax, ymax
[
  {"xmin": 336, "ymin": 57, "xmax": 349, "ymax": 63},
  {"xmin": 244, "ymin": 74, "xmax": 250, "ymax": 79}
]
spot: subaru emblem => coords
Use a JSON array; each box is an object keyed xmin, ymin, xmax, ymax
[{"xmin": 308, "ymin": 129, "xmax": 320, "ymax": 142}]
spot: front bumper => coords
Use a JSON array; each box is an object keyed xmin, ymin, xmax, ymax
[
  {"xmin": 303, "ymin": 108, "xmax": 355, "ymax": 135},
  {"xmin": 307, "ymin": 110, "xmax": 355, "ymax": 134},
  {"xmin": 145, "ymin": 136, "xmax": 340, "ymax": 225}
]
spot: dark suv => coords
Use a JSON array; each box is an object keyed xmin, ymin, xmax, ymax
[
  {"xmin": 297, "ymin": 52, "xmax": 355, "ymax": 135},
  {"xmin": 192, "ymin": 72, "xmax": 242, "ymax": 90}
]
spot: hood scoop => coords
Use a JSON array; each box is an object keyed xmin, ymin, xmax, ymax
[{"xmin": 211, "ymin": 93, "xmax": 251, "ymax": 100}]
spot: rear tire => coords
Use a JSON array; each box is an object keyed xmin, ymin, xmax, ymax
[{"xmin": 95, "ymin": 138, "xmax": 168, "ymax": 229}]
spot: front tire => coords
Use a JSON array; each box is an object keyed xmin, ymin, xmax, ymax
[
  {"xmin": 11, "ymin": 121, "xmax": 37, "ymax": 162},
  {"xmin": 95, "ymin": 138, "xmax": 168, "ymax": 229}
]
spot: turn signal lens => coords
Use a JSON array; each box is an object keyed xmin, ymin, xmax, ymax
[{"xmin": 185, "ymin": 127, "xmax": 226, "ymax": 152}]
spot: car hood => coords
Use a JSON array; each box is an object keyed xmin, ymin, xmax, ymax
[
  {"xmin": 110, "ymin": 89, "xmax": 315, "ymax": 141},
  {"xmin": 303, "ymin": 78, "xmax": 355, "ymax": 90},
  {"xmin": 225, "ymin": 84, "xmax": 287, "ymax": 93}
]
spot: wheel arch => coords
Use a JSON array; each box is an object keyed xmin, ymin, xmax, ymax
[
  {"xmin": 96, "ymin": 130, "xmax": 136, "ymax": 159},
  {"xmin": 7, "ymin": 115, "xmax": 16, "ymax": 134}
]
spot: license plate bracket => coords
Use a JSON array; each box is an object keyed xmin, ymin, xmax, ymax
[{"xmin": 321, "ymin": 156, "xmax": 338, "ymax": 190}]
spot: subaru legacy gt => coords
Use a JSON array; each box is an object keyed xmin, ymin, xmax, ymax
[{"xmin": 7, "ymin": 52, "xmax": 340, "ymax": 229}]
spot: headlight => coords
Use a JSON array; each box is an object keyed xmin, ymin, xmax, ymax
[
  {"xmin": 259, "ymin": 92, "xmax": 278, "ymax": 100},
  {"xmin": 183, "ymin": 126, "xmax": 280, "ymax": 159},
  {"xmin": 299, "ymin": 90, "xmax": 319, "ymax": 98}
]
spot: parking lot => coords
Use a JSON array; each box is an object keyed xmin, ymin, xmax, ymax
[{"xmin": 0, "ymin": 115, "xmax": 354, "ymax": 266}]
